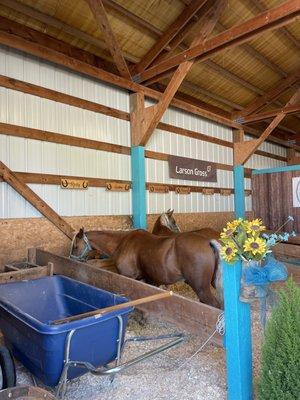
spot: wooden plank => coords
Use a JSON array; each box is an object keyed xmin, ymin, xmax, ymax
[
  {"xmin": 243, "ymin": 104, "xmax": 300, "ymax": 123},
  {"xmin": 135, "ymin": 0, "xmax": 300, "ymax": 83},
  {"xmin": 132, "ymin": 0, "xmax": 209, "ymax": 75},
  {"xmin": 273, "ymin": 243, "xmax": 300, "ymax": 259},
  {"xmin": 0, "ymin": 75, "xmax": 129, "ymax": 121},
  {"xmin": 135, "ymin": 0, "xmax": 227, "ymax": 146},
  {"xmin": 35, "ymin": 249, "xmax": 223, "ymax": 345},
  {"xmin": 233, "ymin": 70, "xmax": 300, "ymax": 119},
  {"xmin": 0, "ymin": 266, "xmax": 50, "ymax": 284},
  {"xmin": 0, "ymin": 122, "xmax": 130, "ymax": 155},
  {"xmin": 0, "ymin": 171, "xmax": 129, "ymax": 188},
  {"xmin": 0, "ymin": 0, "xmax": 138, "ymax": 65},
  {"xmin": 0, "ymin": 161, "xmax": 75, "ymax": 239},
  {"xmin": 234, "ymin": 90, "xmax": 300, "ymax": 165},
  {"xmin": 0, "ymin": 14, "xmax": 299, "ymax": 150},
  {"xmin": 86, "ymin": 0, "xmax": 131, "ymax": 79}
]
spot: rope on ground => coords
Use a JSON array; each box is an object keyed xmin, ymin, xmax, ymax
[{"xmin": 176, "ymin": 312, "xmax": 225, "ymax": 370}]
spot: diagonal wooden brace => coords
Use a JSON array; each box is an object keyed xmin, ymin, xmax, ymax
[{"xmin": 0, "ymin": 161, "xmax": 75, "ymax": 239}]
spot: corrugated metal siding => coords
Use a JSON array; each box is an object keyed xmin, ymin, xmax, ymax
[
  {"xmin": 0, "ymin": 45, "xmax": 131, "ymax": 218},
  {"xmin": 0, "ymin": 46, "xmax": 286, "ymax": 218}
]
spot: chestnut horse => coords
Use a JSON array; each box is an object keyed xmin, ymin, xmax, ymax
[
  {"xmin": 70, "ymin": 228, "xmax": 222, "ymax": 308},
  {"xmin": 152, "ymin": 209, "xmax": 220, "ymax": 240}
]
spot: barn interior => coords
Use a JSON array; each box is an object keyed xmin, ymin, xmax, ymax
[{"xmin": 0, "ymin": 0, "xmax": 299, "ymax": 399}]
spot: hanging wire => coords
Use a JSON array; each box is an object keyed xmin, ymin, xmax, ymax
[{"xmin": 175, "ymin": 312, "xmax": 225, "ymax": 370}]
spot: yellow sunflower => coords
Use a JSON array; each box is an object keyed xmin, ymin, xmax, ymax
[
  {"xmin": 220, "ymin": 242, "xmax": 238, "ymax": 263},
  {"xmin": 220, "ymin": 226, "xmax": 236, "ymax": 240},
  {"xmin": 227, "ymin": 218, "xmax": 243, "ymax": 230},
  {"xmin": 245, "ymin": 218, "xmax": 266, "ymax": 235},
  {"xmin": 243, "ymin": 236, "xmax": 266, "ymax": 256}
]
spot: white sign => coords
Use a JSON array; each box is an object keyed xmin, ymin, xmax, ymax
[{"xmin": 292, "ymin": 177, "xmax": 300, "ymax": 207}]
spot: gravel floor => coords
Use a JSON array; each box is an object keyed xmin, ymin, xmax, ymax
[
  {"xmin": 8, "ymin": 261, "xmax": 299, "ymax": 399},
  {"xmin": 12, "ymin": 281, "xmax": 255, "ymax": 400}
]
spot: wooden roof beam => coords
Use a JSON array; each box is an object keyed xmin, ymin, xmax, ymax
[
  {"xmin": 234, "ymin": 88, "xmax": 300, "ymax": 165},
  {"xmin": 134, "ymin": 0, "xmax": 300, "ymax": 83},
  {"xmin": 132, "ymin": 0, "xmax": 227, "ymax": 146},
  {"xmin": 247, "ymin": 0, "xmax": 300, "ymax": 49},
  {"xmin": 131, "ymin": 0, "xmax": 209, "ymax": 76},
  {"xmin": 0, "ymin": 15, "xmax": 298, "ymax": 151},
  {"xmin": 242, "ymin": 104, "xmax": 300, "ymax": 123},
  {"xmin": 233, "ymin": 69, "xmax": 300, "ymax": 119},
  {"xmin": 85, "ymin": 0, "xmax": 131, "ymax": 79}
]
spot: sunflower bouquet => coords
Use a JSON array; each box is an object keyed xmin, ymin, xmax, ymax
[{"xmin": 220, "ymin": 216, "xmax": 295, "ymax": 264}]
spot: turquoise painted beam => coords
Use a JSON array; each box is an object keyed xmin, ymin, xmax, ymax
[
  {"xmin": 252, "ymin": 164, "xmax": 300, "ymax": 175},
  {"xmin": 234, "ymin": 164, "xmax": 246, "ymax": 218},
  {"xmin": 223, "ymin": 260, "xmax": 253, "ymax": 400},
  {"xmin": 223, "ymin": 164, "xmax": 253, "ymax": 399},
  {"xmin": 131, "ymin": 146, "xmax": 147, "ymax": 229}
]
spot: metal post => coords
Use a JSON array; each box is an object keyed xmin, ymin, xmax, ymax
[
  {"xmin": 131, "ymin": 146, "xmax": 147, "ymax": 229},
  {"xmin": 223, "ymin": 164, "xmax": 253, "ymax": 400}
]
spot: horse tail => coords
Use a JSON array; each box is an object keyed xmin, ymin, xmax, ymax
[{"xmin": 209, "ymin": 239, "xmax": 223, "ymax": 307}]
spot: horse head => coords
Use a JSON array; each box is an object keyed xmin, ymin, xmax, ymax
[
  {"xmin": 160, "ymin": 209, "xmax": 180, "ymax": 233},
  {"xmin": 69, "ymin": 227, "xmax": 93, "ymax": 261}
]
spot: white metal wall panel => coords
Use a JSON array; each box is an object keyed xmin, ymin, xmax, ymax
[
  {"xmin": 146, "ymin": 110, "xmax": 285, "ymax": 214},
  {"xmin": 0, "ymin": 46, "xmax": 286, "ymax": 218},
  {"xmin": 0, "ymin": 45, "xmax": 131, "ymax": 218}
]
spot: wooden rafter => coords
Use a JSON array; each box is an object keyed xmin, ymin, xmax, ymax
[
  {"xmin": 134, "ymin": 0, "xmax": 300, "ymax": 83},
  {"xmin": 234, "ymin": 89, "xmax": 300, "ymax": 165},
  {"xmin": 242, "ymin": 104, "xmax": 300, "ymax": 123},
  {"xmin": 247, "ymin": 0, "xmax": 300, "ymax": 49},
  {"xmin": 131, "ymin": 0, "xmax": 209, "ymax": 76},
  {"xmin": 85, "ymin": 0, "xmax": 131, "ymax": 79},
  {"xmin": 0, "ymin": 161, "xmax": 75, "ymax": 239},
  {"xmin": 0, "ymin": 0, "xmax": 295, "ymax": 129},
  {"xmin": 0, "ymin": 16, "xmax": 298, "ymax": 150},
  {"xmin": 233, "ymin": 70, "xmax": 300, "ymax": 119},
  {"xmin": 132, "ymin": 0, "xmax": 227, "ymax": 146}
]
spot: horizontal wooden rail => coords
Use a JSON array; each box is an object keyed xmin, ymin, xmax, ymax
[
  {"xmin": 0, "ymin": 171, "xmax": 252, "ymax": 195},
  {"xmin": 0, "ymin": 75, "xmax": 287, "ymax": 162},
  {"xmin": 0, "ymin": 122, "xmax": 283, "ymax": 170}
]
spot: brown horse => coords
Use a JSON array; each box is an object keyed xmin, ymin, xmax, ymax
[
  {"xmin": 152, "ymin": 209, "xmax": 220, "ymax": 240},
  {"xmin": 70, "ymin": 228, "xmax": 222, "ymax": 308}
]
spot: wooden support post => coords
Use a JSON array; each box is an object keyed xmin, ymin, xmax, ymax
[
  {"xmin": 130, "ymin": 92, "xmax": 147, "ymax": 229},
  {"xmin": 0, "ymin": 161, "xmax": 75, "ymax": 239},
  {"xmin": 223, "ymin": 164, "xmax": 253, "ymax": 400}
]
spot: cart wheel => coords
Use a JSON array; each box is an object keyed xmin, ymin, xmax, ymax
[{"xmin": 0, "ymin": 346, "xmax": 16, "ymax": 389}]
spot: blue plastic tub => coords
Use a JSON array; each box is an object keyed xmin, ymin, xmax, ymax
[{"xmin": 0, "ymin": 275, "xmax": 133, "ymax": 387}]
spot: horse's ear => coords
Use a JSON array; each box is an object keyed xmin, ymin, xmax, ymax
[
  {"xmin": 77, "ymin": 227, "xmax": 84, "ymax": 239},
  {"xmin": 167, "ymin": 209, "xmax": 174, "ymax": 217}
]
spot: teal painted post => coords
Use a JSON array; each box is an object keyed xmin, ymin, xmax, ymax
[
  {"xmin": 131, "ymin": 146, "xmax": 147, "ymax": 229},
  {"xmin": 223, "ymin": 164, "xmax": 253, "ymax": 400}
]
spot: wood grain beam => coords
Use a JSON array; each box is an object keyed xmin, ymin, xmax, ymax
[
  {"xmin": 234, "ymin": 89, "xmax": 300, "ymax": 165},
  {"xmin": 133, "ymin": 0, "xmax": 227, "ymax": 146},
  {"xmin": 233, "ymin": 69, "xmax": 300, "ymax": 119},
  {"xmin": 0, "ymin": 17, "xmax": 298, "ymax": 150},
  {"xmin": 85, "ymin": 0, "xmax": 131, "ymax": 79},
  {"xmin": 0, "ymin": 0, "xmax": 292, "ymax": 125},
  {"xmin": 132, "ymin": 0, "xmax": 209, "ymax": 75},
  {"xmin": 247, "ymin": 0, "xmax": 300, "ymax": 49},
  {"xmin": 0, "ymin": 121, "xmax": 285, "ymax": 166},
  {"xmin": 0, "ymin": 0, "xmax": 138, "ymax": 64},
  {"xmin": 134, "ymin": 0, "xmax": 300, "ymax": 83},
  {"xmin": 242, "ymin": 104, "xmax": 300, "ymax": 123},
  {"xmin": 0, "ymin": 161, "xmax": 75, "ymax": 239}
]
